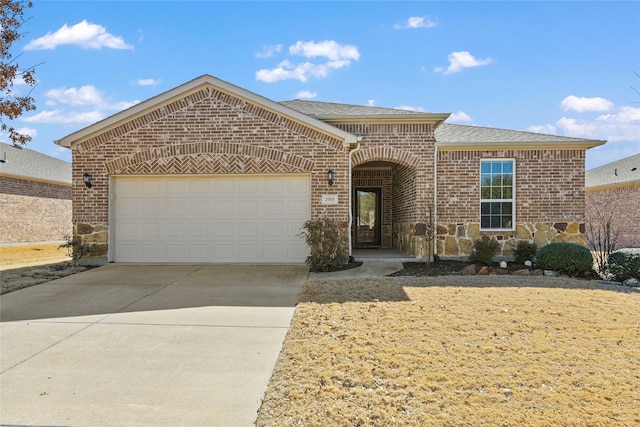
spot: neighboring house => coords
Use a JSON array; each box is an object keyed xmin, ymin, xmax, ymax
[
  {"xmin": 0, "ymin": 142, "xmax": 72, "ymax": 244},
  {"xmin": 54, "ymin": 75, "xmax": 604, "ymax": 264},
  {"xmin": 585, "ymin": 153, "xmax": 640, "ymax": 248}
]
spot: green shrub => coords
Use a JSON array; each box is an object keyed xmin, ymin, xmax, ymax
[
  {"xmin": 514, "ymin": 241, "xmax": 537, "ymax": 264},
  {"xmin": 536, "ymin": 243, "xmax": 593, "ymax": 276},
  {"xmin": 607, "ymin": 248, "xmax": 640, "ymax": 281},
  {"xmin": 470, "ymin": 239, "xmax": 501, "ymax": 265},
  {"xmin": 299, "ymin": 218, "xmax": 349, "ymax": 272}
]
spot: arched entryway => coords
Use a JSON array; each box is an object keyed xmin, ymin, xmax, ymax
[{"xmin": 352, "ymin": 160, "xmax": 417, "ymax": 254}]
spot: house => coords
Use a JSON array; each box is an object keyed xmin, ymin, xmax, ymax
[
  {"xmin": 585, "ymin": 153, "xmax": 640, "ymax": 248},
  {"xmin": 54, "ymin": 75, "xmax": 604, "ymax": 265},
  {"xmin": 0, "ymin": 142, "xmax": 72, "ymax": 244}
]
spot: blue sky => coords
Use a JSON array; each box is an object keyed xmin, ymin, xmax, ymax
[{"xmin": 5, "ymin": 0, "xmax": 639, "ymax": 169}]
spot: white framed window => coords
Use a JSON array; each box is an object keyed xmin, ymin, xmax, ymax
[{"xmin": 480, "ymin": 159, "xmax": 515, "ymax": 231}]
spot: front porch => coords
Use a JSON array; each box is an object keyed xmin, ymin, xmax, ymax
[{"xmin": 351, "ymin": 162, "xmax": 432, "ymax": 259}]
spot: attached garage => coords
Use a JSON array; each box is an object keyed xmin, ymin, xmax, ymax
[{"xmin": 112, "ymin": 175, "xmax": 310, "ymax": 263}]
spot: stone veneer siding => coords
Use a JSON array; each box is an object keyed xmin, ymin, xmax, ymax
[
  {"xmin": 436, "ymin": 149, "xmax": 588, "ymax": 258},
  {"xmin": 0, "ymin": 175, "xmax": 72, "ymax": 243},
  {"xmin": 586, "ymin": 183, "xmax": 640, "ymax": 249},
  {"xmin": 71, "ymin": 86, "xmax": 351, "ymax": 259}
]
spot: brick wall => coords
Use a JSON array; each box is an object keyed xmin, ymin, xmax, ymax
[
  {"xmin": 71, "ymin": 86, "xmax": 350, "ymax": 255},
  {"xmin": 436, "ymin": 149, "xmax": 587, "ymax": 258},
  {"xmin": 586, "ymin": 184, "xmax": 640, "ymax": 248},
  {"xmin": 0, "ymin": 176, "xmax": 72, "ymax": 243}
]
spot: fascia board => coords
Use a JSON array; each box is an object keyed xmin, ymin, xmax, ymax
[
  {"xmin": 55, "ymin": 75, "xmax": 357, "ymax": 149},
  {"xmin": 318, "ymin": 113, "xmax": 451, "ymax": 125},
  {"xmin": 436, "ymin": 139, "xmax": 607, "ymax": 151},
  {"xmin": 0, "ymin": 171, "xmax": 72, "ymax": 187}
]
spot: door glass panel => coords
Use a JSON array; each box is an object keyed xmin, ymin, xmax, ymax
[{"xmin": 356, "ymin": 189, "xmax": 380, "ymax": 246}]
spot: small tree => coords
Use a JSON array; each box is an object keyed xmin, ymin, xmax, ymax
[
  {"xmin": 1, "ymin": 0, "xmax": 37, "ymax": 146},
  {"xmin": 584, "ymin": 192, "xmax": 619, "ymax": 277}
]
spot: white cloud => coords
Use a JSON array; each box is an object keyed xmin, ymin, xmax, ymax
[
  {"xmin": 0, "ymin": 127, "xmax": 38, "ymax": 144},
  {"xmin": 435, "ymin": 51, "xmax": 492, "ymax": 75},
  {"xmin": 256, "ymin": 40, "xmax": 360, "ymax": 83},
  {"xmin": 543, "ymin": 105, "xmax": 640, "ymax": 142},
  {"xmin": 137, "ymin": 78, "xmax": 160, "ymax": 86},
  {"xmin": 25, "ymin": 20, "xmax": 133, "ymax": 50},
  {"xmin": 23, "ymin": 109, "xmax": 105, "ymax": 124},
  {"xmin": 24, "ymin": 84, "xmax": 139, "ymax": 125},
  {"xmin": 45, "ymin": 85, "xmax": 104, "ymax": 107},
  {"xmin": 367, "ymin": 100, "xmax": 376, "ymax": 106},
  {"xmin": 527, "ymin": 124, "xmax": 558, "ymax": 134},
  {"xmin": 394, "ymin": 16, "xmax": 437, "ymax": 29},
  {"xmin": 295, "ymin": 90, "xmax": 317, "ymax": 99},
  {"xmin": 289, "ymin": 40, "xmax": 360, "ymax": 61},
  {"xmin": 396, "ymin": 105, "xmax": 426, "ymax": 112},
  {"xmin": 449, "ymin": 111, "xmax": 472, "ymax": 122},
  {"xmin": 560, "ymin": 95, "xmax": 614, "ymax": 113},
  {"xmin": 255, "ymin": 44, "xmax": 282, "ymax": 58}
]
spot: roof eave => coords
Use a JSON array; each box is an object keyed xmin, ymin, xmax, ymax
[
  {"xmin": 436, "ymin": 139, "xmax": 607, "ymax": 151},
  {"xmin": 313, "ymin": 113, "xmax": 451, "ymax": 126},
  {"xmin": 55, "ymin": 74, "xmax": 358, "ymax": 149}
]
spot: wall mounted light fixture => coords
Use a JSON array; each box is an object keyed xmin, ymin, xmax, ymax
[
  {"xmin": 327, "ymin": 169, "xmax": 334, "ymax": 186},
  {"xmin": 83, "ymin": 172, "xmax": 92, "ymax": 188}
]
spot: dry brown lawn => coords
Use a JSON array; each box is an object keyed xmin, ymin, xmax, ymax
[
  {"xmin": 257, "ymin": 276, "xmax": 640, "ymax": 427},
  {"xmin": 0, "ymin": 244, "xmax": 90, "ymax": 294},
  {"xmin": 0, "ymin": 243, "xmax": 68, "ymax": 270}
]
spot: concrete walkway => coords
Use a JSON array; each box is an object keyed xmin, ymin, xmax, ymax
[{"xmin": 0, "ymin": 264, "xmax": 307, "ymax": 427}]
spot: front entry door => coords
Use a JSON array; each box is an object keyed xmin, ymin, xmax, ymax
[{"xmin": 355, "ymin": 188, "xmax": 381, "ymax": 247}]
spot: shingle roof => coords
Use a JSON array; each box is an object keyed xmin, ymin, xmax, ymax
[
  {"xmin": 280, "ymin": 100, "xmax": 426, "ymax": 116},
  {"xmin": 585, "ymin": 153, "xmax": 640, "ymax": 188},
  {"xmin": 280, "ymin": 99, "xmax": 605, "ymax": 149},
  {"xmin": 434, "ymin": 123, "xmax": 601, "ymax": 145},
  {"xmin": 0, "ymin": 142, "xmax": 71, "ymax": 184}
]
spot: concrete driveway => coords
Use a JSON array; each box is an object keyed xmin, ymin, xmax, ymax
[{"xmin": 0, "ymin": 264, "xmax": 307, "ymax": 427}]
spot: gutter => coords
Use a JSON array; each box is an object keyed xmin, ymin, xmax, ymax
[{"xmin": 347, "ymin": 138, "xmax": 363, "ymax": 257}]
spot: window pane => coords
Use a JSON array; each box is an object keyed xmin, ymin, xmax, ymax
[{"xmin": 480, "ymin": 160, "xmax": 514, "ymax": 229}]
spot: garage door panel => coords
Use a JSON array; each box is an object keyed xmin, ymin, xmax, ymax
[{"xmin": 113, "ymin": 176, "xmax": 309, "ymax": 263}]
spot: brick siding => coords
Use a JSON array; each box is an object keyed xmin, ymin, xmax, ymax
[
  {"xmin": 586, "ymin": 184, "xmax": 640, "ymax": 248},
  {"xmin": 0, "ymin": 176, "xmax": 72, "ymax": 243},
  {"xmin": 71, "ymin": 87, "xmax": 350, "ymax": 253}
]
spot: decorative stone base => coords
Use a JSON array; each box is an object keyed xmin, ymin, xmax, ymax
[
  {"xmin": 436, "ymin": 222, "xmax": 586, "ymax": 258},
  {"xmin": 74, "ymin": 222, "xmax": 109, "ymax": 265},
  {"xmin": 392, "ymin": 221, "xmax": 434, "ymax": 258}
]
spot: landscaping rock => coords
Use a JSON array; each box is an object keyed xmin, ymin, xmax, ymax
[
  {"xmin": 623, "ymin": 277, "xmax": 639, "ymax": 287},
  {"xmin": 477, "ymin": 266, "xmax": 490, "ymax": 275},
  {"xmin": 494, "ymin": 268, "xmax": 509, "ymax": 275},
  {"xmin": 544, "ymin": 270, "xmax": 556, "ymax": 277},
  {"xmin": 460, "ymin": 264, "xmax": 477, "ymax": 275},
  {"xmin": 513, "ymin": 269, "xmax": 530, "ymax": 276}
]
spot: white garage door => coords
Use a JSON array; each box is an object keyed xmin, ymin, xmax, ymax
[{"xmin": 112, "ymin": 175, "xmax": 310, "ymax": 263}]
